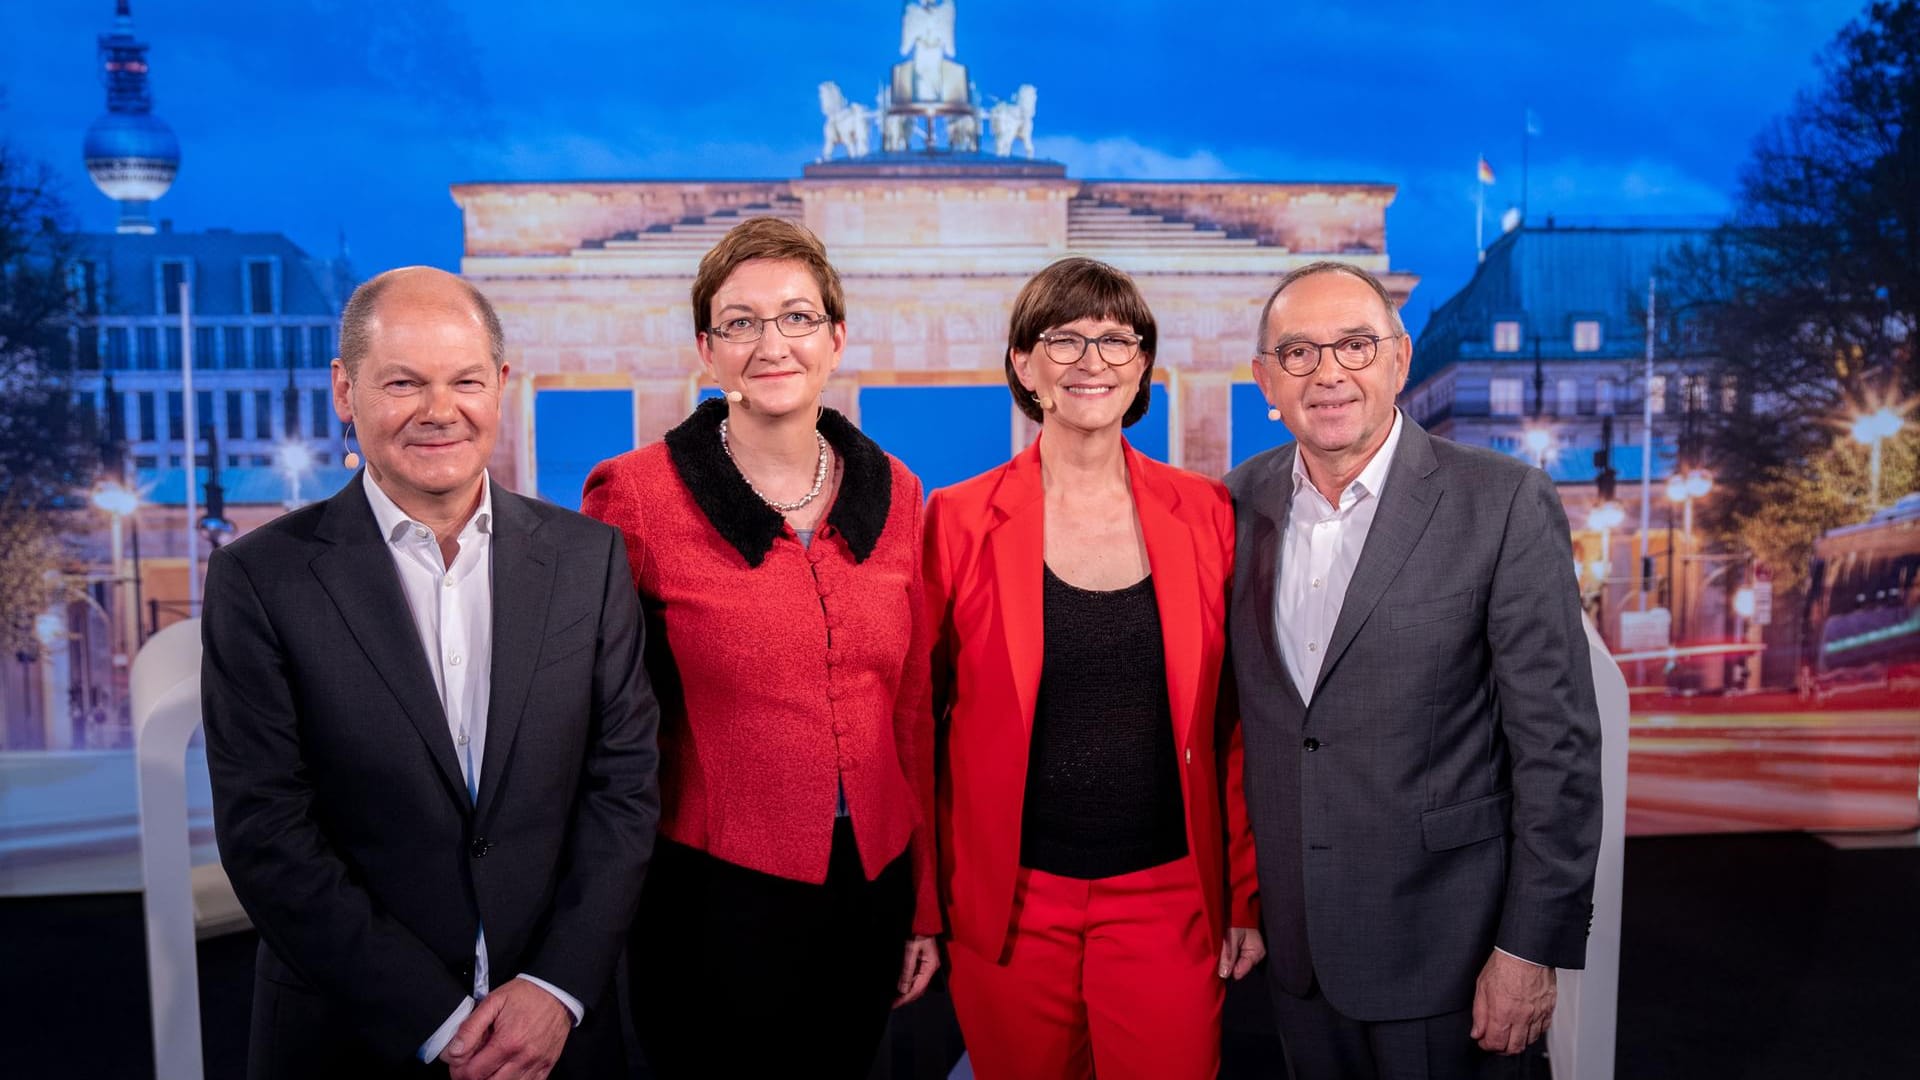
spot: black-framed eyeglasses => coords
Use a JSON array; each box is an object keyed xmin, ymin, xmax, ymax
[
  {"xmin": 1038, "ymin": 330, "xmax": 1143, "ymax": 366},
  {"xmin": 1258, "ymin": 333, "xmax": 1398, "ymax": 376},
  {"xmin": 706, "ymin": 311, "xmax": 831, "ymax": 344}
]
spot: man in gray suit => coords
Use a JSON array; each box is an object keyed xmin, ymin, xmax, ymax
[{"xmin": 1226, "ymin": 262, "xmax": 1601, "ymax": 1078}]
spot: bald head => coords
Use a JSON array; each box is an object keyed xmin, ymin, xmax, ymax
[{"xmin": 337, "ymin": 266, "xmax": 505, "ymax": 377}]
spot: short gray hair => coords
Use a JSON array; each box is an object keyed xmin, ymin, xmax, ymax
[
  {"xmin": 1256, "ymin": 260, "xmax": 1406, "ymax": 353},
  {"xmin": 338, "ymin": 268, "xmax": 506, "ymax": 375}
]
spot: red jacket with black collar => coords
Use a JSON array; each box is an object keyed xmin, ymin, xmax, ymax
[{"xmin": 582, "ymin": 401, "xmax": 938, "ymax": 935}]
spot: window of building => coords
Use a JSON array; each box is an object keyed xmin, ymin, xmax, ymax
[
  {"xmin": 283, "ymin": 326, "xmax": 305, "ymax": 369},
  {"xmin": 166, "ymin": 391, "xmax": 183, "ymax": 442},
  {"xmin": 224, "ymin": 326, "xmax": 246, "ymax": 369},
  {"xmin": 106, "ymin": 326, "xmax": 130, "ymax": 368},
  {"xmin": 253, "ymin": 327, "xmax": 276, "ymax": 369},
  {"xmin": 137, "ymin": 393, "xmax": 157, "ymax": 441},
  {"xmin": 136, "ymin": 326, "xmax": 158, "ymax": 371},
  {"xmin": 163, "ymin": 327, "xmax": 182, "ymax": 369},
  {"xmin": 309, "ymin": 326, "xmax": 331, "ymax": 366},
  {"xmin": 311, "ymin": 390, "xmax": 333, "ymax": 437},
  {"xmin": 1489, "ymin": 377, "xmax": 1525, "ymax": 415},
  {"xmin": 226, "ymin": 392, "xmax": 244, "ymax": 439},
  {"xmin": 254, "ymin": 390, "xmax": 273, "ymax": 439},
  {"xmin": 1572, "ymin": 320, "xmax": 1602, "ymax": 352},
  {"xmin": 1556, "ymin": 377, "xmax": 1579, "ymax": 416},
  {"xmin": 76, "ymin": 327, "xmax": 100, "ymax": 370},
  {"xmin": 246, "ymin": 260, "xmax": 278, "ymax": 315},
  {"xmin": 135, "ymin": 454, "xmax": 157, "ymax": 469},
  {"xmin": 76, "ymin": 260, "xmax": 102, "ymax": 314},
  {"xmin": 1678, "ymin": 374, "xmax": 1708, "ymax": 415},
  {"xmin": 1493, "ymin": 321, "xmax": 1522, "ymax": 352},
  {"xmin": 1647, "ymin": 375, "xmax": 1667, "ymax": 414},
  {"xmin": 160, "ymin": 260, "xmax": 188, "ymax": 315},
  {"xmin": 1720, "ymin": 375, "xmax": 1738, "ymax": 413},
  {"xmin": 1596, "ymin": 377, "xmax": 1615, "ymax": 415},
  {"xmin": 195, "ymin": 391, "xmax": 214, "ymax": 442},
  {"xmin": 194, "ymin": 326, "xmax": 217, "ymax": 369}
]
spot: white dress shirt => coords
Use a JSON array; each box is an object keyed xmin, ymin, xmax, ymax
[
  {"xmin": 1270, "ymin": 413, "xmax": 1538, "ymax": 968},
  {"xmin": 1274, "ymin": 410, "xmax": 1405, "ymax": 706},
  {"xmin": 359, "ymin": 473, "xmax": 585, "ymax": 1061}
]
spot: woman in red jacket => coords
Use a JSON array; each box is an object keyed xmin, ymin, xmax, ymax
[
  {"xmin": 581, "ymin": 218, "xmax": 938, "ymax": 1078},
  {"xmin": 926, "ymin": 257, "xmax": 1263, "ymax": 1079}
]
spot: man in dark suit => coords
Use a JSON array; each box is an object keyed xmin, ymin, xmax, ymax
[
  {"xmin": 202, "ymin": 266, "xmax": 659, "ymax": 1079},
  {"xmin": 1226, "ymin": 261, "xmax": 1601, "ymax": 1078}
]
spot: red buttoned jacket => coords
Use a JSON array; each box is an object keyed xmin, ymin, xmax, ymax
[
  {"xmin": 582, "ymin": 401, "xmax": 938, "ymax": 936},
  {"xmin": 926, "ymin": 437, "xmax": 1260, "ymax": 959}
]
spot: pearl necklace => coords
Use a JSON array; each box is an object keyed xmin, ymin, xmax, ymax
[{"xmin": 719, "ymin": 419, "xmax": 831, "ymax": 513}]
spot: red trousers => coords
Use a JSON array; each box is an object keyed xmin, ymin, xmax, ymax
[{"xmin": 948, "ymin": 855, "xmax": 1223, "ymax": 1080}]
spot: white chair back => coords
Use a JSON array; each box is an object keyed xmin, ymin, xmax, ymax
[
  {"xmin": 131, "ymin": 618, "xmax": 206, "ymax": 1080},
  {"xmin": 1549, "ymin": 614, "xmax": 1631, "ymax": 1078}
]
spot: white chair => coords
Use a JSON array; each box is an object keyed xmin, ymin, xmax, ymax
[
  {"xmin": 132, "ymin": 618, "xmax": 209, "ymax": 1080},
  {"xmin": 1549, "ymin": 615, "xmax": 1631, "ymax": 1078}
]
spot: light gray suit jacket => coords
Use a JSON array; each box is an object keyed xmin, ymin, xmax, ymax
[{"xmin": 1225, "ymin": 417, "xmax": 1601, "ymax": 1022}]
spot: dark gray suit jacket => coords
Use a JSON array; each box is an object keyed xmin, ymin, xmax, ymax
[
  {"xmin": 202, "ymin": 474, "xmax": 660, "ymax": 1074},
  {"xmin": 1225, "ymin": 418, "xmax": 1600, "ymax": 1023}
]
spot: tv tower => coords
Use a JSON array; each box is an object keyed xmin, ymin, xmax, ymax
[{"xmin": 83, "ymin": 1, "xmax": 181, "ymax": 234}]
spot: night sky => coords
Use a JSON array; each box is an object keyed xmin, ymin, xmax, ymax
[{"xmin": 2, "ymin": 0, "xmax": 1866, "ymax": 334}]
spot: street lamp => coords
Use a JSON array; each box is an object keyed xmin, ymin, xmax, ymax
[
  {"xmin": 1665, "ymin": 467, "xmax": 1713, "ymax": 545},
  {"xmin": 1588, "ymin": 500, "xmax": 1626, "ymax": 566},
  {"xmin": 90, "ymin": 482, "xmax": 142, "ymax": 664},
  {"xmin": 1585, "ymin": 501, "xmax": 1627, "ymax": 645},
  {"xmin": 276, "ymin": 440, "xmax": 314, "ymax": 509},
  {"xmin": 1522, "ymin": 425, "xmax": 1557, "ymax": 470},
  {"xmin": 1664, "ymin": 468, "xmax": 1713, "ymax": 648},
  {"xmin": 1850, "ymin": 406, "xmax": 1904, "ymax": 508}
]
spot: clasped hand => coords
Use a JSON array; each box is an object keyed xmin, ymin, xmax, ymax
[{"xmin": 440, "ymin": 979, "xmax": 572, "ymax": 1080}]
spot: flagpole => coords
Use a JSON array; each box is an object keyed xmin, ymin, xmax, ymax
[
  {"xmin": 1521, "ymin": 111, "xmax": 1531, "ymax": 224},
  {"xmin": 181, "ymin": 280, "xmax": 199, "ymax": 616},
  {"xmin": 1476, "ymin": 153, "xmax": 1486, "ymax": 263},
  {"xmin": 1638, "ymin": 274, "xmax": 1656, "ymax": 612}
]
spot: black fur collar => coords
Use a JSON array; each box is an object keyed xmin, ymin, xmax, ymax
[{"xmin": 663, "ymin": 398, "xmax": 893, "ymax": 568}]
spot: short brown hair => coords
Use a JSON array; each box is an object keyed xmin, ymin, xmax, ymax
[
  {"xmin": 1004, "ymin": 257, "xmax": 1158, "ymax": 426},
  {"xmin": 690, "ymin": 217, "xmax": 846, "ymax": 337},
  {"xmin": 1256, "ymin": 260, "xmax": 1406, "ymax": 353},
  {"xmin": 338, "ymin": 268, "xmax": 505, "ymax": 375}
]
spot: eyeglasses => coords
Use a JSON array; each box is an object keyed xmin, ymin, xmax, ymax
[
  {"xmin": 1037, "ymin": 330, "xmax": 1144, "ymax": 366},
  {"xmin": 1258, "ymin": 333, "xmax": 1397, "ymax": 377},
  {"xmin": 706, "ymin": 311, "xmax": 831, "ymax": 344}
]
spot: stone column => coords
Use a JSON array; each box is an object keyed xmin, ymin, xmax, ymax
[{"xmin": 1180, "ymin": 374, "xmax": 1233, "ymax": 477}]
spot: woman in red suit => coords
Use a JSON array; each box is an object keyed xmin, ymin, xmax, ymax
[
  {"xmin": 581, "ymin": 218, "xmax": 939, "ymax": 1077},
  {"xmin": 925, "ymin": 257, "xmax": 1264, "ymax": 1079}
]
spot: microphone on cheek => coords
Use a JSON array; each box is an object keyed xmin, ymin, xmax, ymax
[
  {"xmin": 1032, "ymin": 392, "xmax": 1056, "ymax": 412},
  {"xmin": 724, "ymin": 388, "xmax": 747, "ymax": 408}
]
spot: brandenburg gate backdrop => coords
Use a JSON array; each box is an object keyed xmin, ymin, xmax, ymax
[{"xmin": 455, "ymin": 161, "xmax": 1414, "ymax": 505}]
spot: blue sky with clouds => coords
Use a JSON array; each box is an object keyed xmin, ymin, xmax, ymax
[{"xmin": 2, "ymin": 0, "xmax": 1866, "ymax": 332}]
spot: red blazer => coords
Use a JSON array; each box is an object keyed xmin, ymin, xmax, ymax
[
  {"xmin": 925, "ymin": 437, "xmax": 1259, "ymax": 959},
  {"xmin": 582, "ymin": 402, "xmax": 938, "ymax": 936}
]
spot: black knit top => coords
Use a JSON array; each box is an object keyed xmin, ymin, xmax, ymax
[{"xmin": 1019, "ymin": 566, "xmax": 1188, "ymax": 879}]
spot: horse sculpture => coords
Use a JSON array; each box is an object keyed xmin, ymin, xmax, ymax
[
  {"xmin": 949, "ymin": 110, "xmax": 982, "ymax": 153},
  {"xmin": 988, "ymin": 84, "xmax": 1037, "ymax": 159},
  {"xmin": 819, "ymin": 81, "xmax": 873, "ymax": 160}
]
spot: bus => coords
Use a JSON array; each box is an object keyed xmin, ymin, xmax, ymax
[{"xmin": 1800, "ymin": 492, "xmax": 1920, "ymax": 700}]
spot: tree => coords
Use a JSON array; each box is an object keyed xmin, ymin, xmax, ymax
[
  {"xmin": 0, "ymin": 142, "xmax": 100, "ymax": 652},
  {"xmin": 1666, "ymin": 1, "xmax": 1918, "ymax": 573}
]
